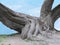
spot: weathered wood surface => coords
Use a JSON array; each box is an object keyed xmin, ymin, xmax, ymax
[
  {"xmin": 51, "ymin": 4, "xmax": 60, "ymax": 28},
  {"xmin": 0, "ymin": 0, "xmax": 60, "ymax": 43},
  {"xmin": 40, "ymin": 0, "xmax": 54, "ymax": 19},
  {"xmin": 0, "ymin": 3, "xmax": 38, "ymax": 33}
]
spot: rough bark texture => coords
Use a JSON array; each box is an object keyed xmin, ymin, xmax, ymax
[
  {"xmin": 40, "ymin": 0, "xmax": 54, "ymax": 19},
  {"xmin": 0, "ymin": 0, "xmax": 60, "ymax": 44},
  {"xmin": 51, "ymin": 4, "xmax": 60, "ymax": 29}
]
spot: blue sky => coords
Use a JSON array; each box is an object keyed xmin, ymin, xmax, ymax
[{"xmin": 0, "ymin": 0, "xmax": 60, "ymax": 34}]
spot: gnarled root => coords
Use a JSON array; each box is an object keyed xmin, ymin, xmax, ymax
[
  {"xmin": 21, "ymin": 18, "xmax": 50, "ymax": 41},
  {"xmin": 20, "ymin": 22, "xmax": 30, "ymax": 39}
]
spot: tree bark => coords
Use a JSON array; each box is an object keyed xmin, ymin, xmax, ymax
[
  {"xmin": 40, "ymin": 0, "xmax": 54, "ymax": 19},
  {"xmin": 40, "ymin": 0, "xmax": 54, "ymax": 30},
  {"xmin": 51, "ymin": 4, "xmax": 60, "ymax": 29},
  {"xmin": 0, "ymin": 0, "xmax": 60, "ymax": 41},
  {"xmin": 0, "ymin": 3, "xmax": 37, "ymax": 33}
]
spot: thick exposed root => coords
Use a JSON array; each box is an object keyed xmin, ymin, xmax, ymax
[
  {"xmin": 27, "ymin": 20, "xmax": 35, "ymax": 37},
  {"xmin": 21, "ymin": 18, "xmax": 50, "ymax": 41},
  {"xmin": 21, "ymin": 23, "xmax": 30, "ymax": 39}
]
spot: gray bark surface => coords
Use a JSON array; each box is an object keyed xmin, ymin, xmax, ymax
[{"xmin": 0, "ymin": 0, "xmax": 60, "ymax": 44}]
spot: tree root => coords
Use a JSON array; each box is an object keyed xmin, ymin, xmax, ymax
[
  {"xmin": 20, "ymin": 23, "xmax": 30, "ymax": 39},
  {"xmin": 21, "ymin": 18, "xmax": 50, "ymax": 41}
]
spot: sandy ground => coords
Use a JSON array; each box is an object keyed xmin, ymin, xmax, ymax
[
  {"xmin": 0, "ymin": 33, "xmax": 60, "ymax": 45},
  {"xmin": 0, "ymin": 34, "xmax": 46, "ymax": 45}
]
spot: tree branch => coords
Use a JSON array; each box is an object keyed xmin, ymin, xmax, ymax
[
  {"xmin": 51, "ymin": 4, "xmax": 60, "ymax": 28},
  {"xmin": 0, "ymin": 3, "xmax": 37, "ymax": 33},
  {"xmin": 0, "ymin": 3, "xmax": 26, "ymax": 25},
  {"xmin": 0, "ymin": 9, "xmax": 24, "ymax": 33},
  {"xmin": 40, "ymin": 0, "xmax": 54, "ymax": 19}
]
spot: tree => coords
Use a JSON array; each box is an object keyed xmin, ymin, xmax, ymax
[{"xmin": 0, "ymin": 0, "xmax": 60, "ymax": 41}]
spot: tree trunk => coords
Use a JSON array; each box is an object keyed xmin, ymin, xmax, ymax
[
  {"xmin": 0, "ymin": 0, "xmax": 60, "ymax": 42},
  {"xmin": 40, "ymin": 0, "xmax": 54, "ymax": 30}
]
